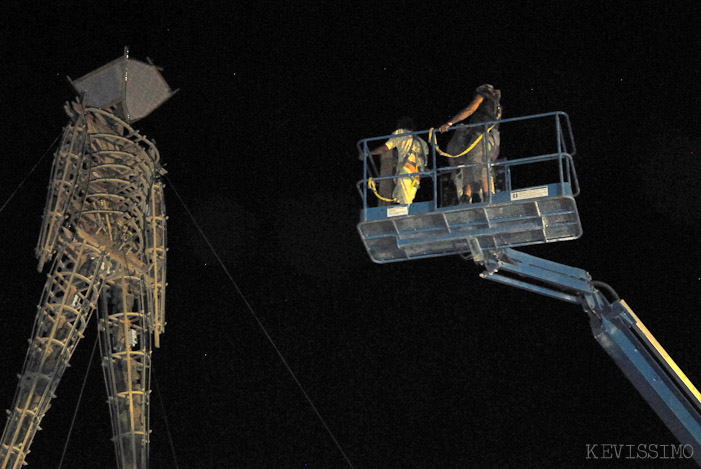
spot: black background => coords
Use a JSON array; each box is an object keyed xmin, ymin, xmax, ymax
[{"xmin": 0, "ymin": 1, "xmax": 699, "ymax": 468}]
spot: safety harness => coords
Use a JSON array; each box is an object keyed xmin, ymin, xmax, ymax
[
  {"xmin": 368, "ymin": 135, "xmax": 426, "ymax": 203},
  {"xmin": 429, "ymin": 104, "xmax": 502, "ymax": 159}
]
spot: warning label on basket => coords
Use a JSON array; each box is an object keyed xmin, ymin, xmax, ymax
[
  {"xmin": 387, "ymin": 205, "xmax": 409, "ymax": 217},
  {"xmin": 511, "ymin": 186, "xmax": 549, "ymax": 201}
]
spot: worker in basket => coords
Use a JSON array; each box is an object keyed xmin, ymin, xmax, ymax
[
  {"xmin": 369, "ymin": 116, "xmax": 428, "ymax": 204},
  {"xmin": 439, "ymin": 84, "xmax": 502, "ymax": 204}
]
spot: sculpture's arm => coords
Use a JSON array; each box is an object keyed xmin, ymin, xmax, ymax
[
  {"xmin": 144, "ymin": 175, "xmax": 167, "ymax": 347},
  {"xmin": 36, "ymin": 101, "xmax": 87, "ymax": 270}
]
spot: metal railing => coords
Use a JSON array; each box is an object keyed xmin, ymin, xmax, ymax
[{"xmin": 357, "ymin": 112, "xmax": 578, "ymax": 217}]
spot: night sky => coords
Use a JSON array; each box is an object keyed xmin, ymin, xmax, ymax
[{"xmin": 1, "ymin": 2, "xmax": 699, "ymax": 468}]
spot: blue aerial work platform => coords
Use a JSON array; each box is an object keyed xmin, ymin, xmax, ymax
[
  {"xmin": 357, "ymin": 112, "xmax": 581, "ymax": 263},
  {"xmin": 356, "ymin": 112, "xmax": 701, "ymax": 465}
]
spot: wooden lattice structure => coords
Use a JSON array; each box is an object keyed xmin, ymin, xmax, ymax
[{"xmin": 1, "ymin": 52, "xmax": 171, "ymax": 469}]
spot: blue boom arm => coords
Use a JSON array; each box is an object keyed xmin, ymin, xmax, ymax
[{"xmin": 476, "ymin": 247, "xmax": 701, "ymax": 464}]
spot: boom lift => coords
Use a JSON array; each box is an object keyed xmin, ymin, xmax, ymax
[{"xmin": 357, "ymin": 113, "xmax": 701, "ymax": 465}]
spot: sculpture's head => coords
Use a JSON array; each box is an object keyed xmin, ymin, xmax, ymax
[{"xmin": 69, "ymin": 47, "xmax": 175, "ymax": 123}]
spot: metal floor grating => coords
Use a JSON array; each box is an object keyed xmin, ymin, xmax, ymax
[{"xmin": 358, "ymin": 183, "xmax": 582, "ymax": 263}]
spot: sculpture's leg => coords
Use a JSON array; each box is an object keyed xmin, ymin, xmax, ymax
[
  {"xmin": 99, "ymin": 276, "xmax": 151, "ymax": 469},
  {"xmin": 0, "ymin": 234, "xmax": 103, "ymax": 469}
]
